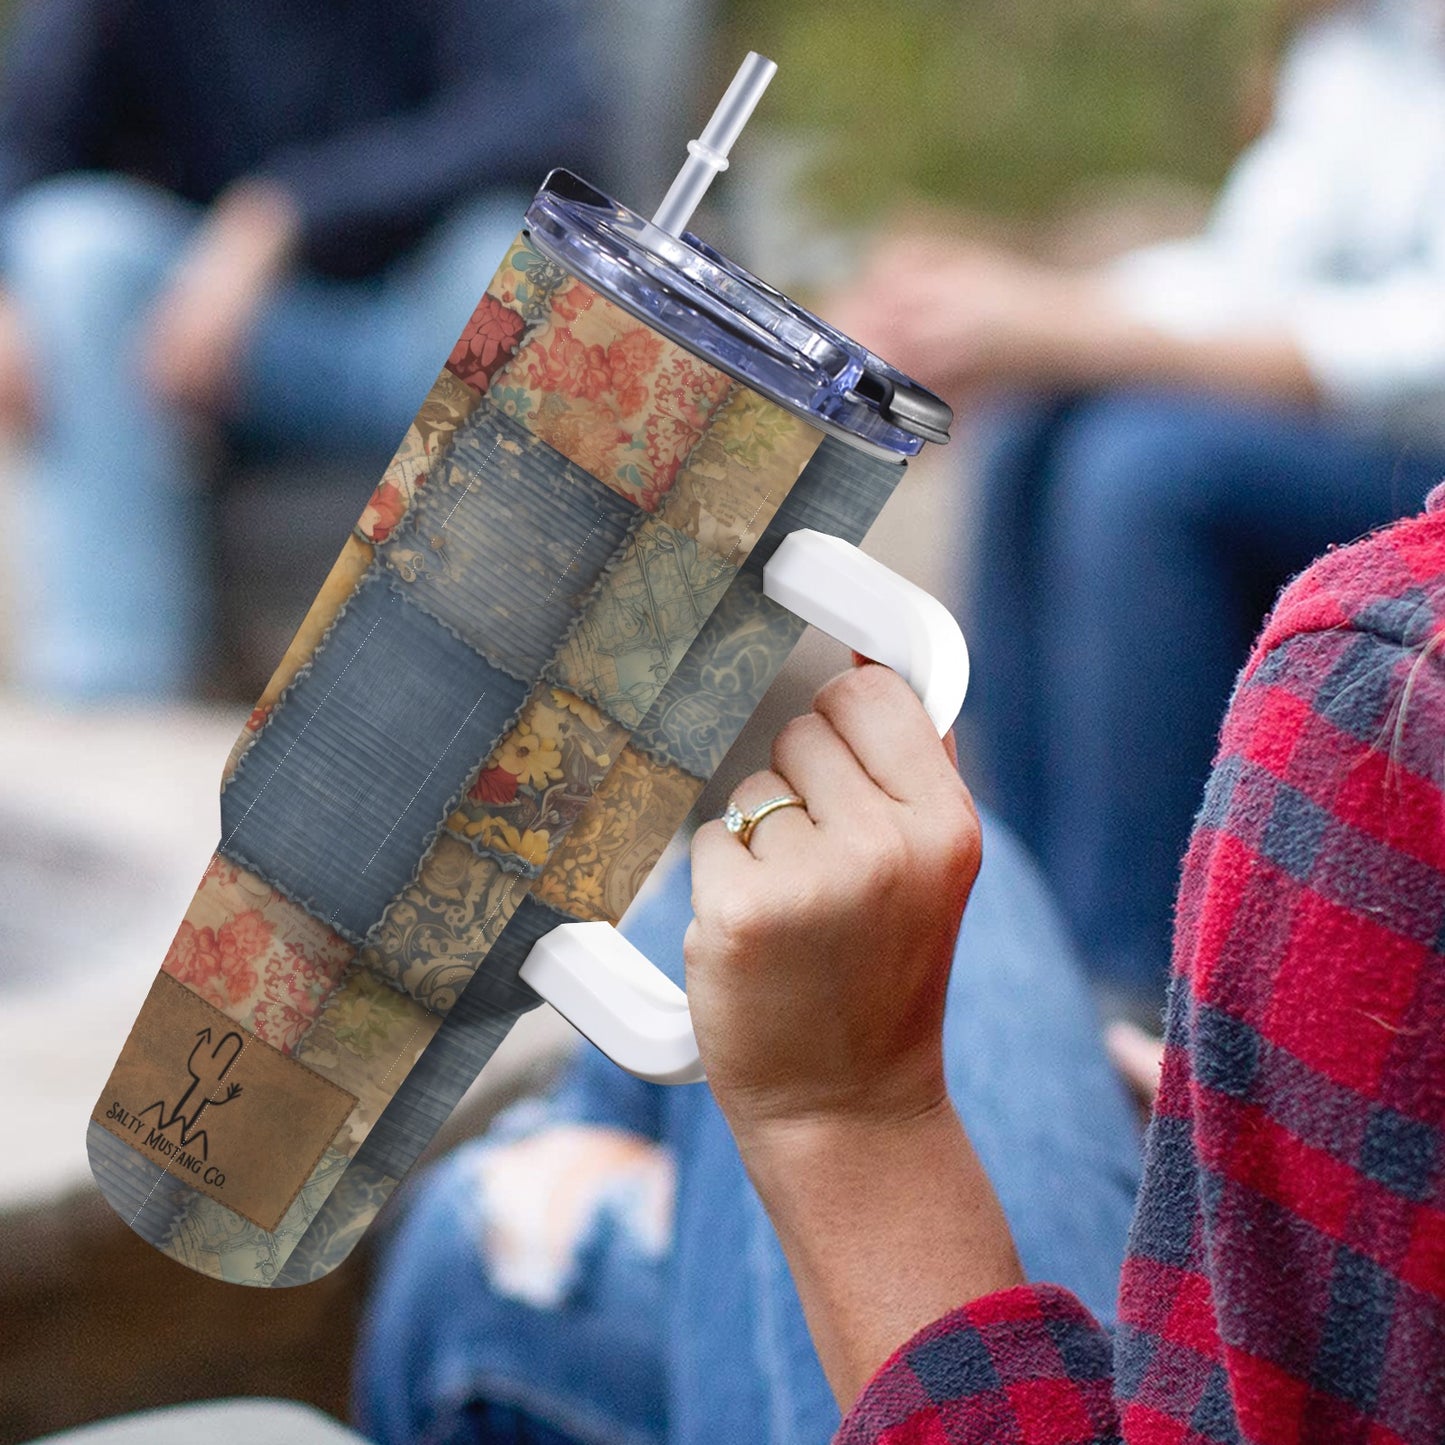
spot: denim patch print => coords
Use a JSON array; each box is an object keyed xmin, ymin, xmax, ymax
[
  {"xmin": 219, "ymin": 573, "xmax": 531, "ymax": 943},
  {"xmin": 379, "ymin": 402, "xmax": 639, "ymax": 681},
  {"xmin": 223, "ymin": 534, "xmax": 375, "ymax": 783}
]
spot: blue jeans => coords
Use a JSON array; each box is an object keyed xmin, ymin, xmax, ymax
[
  {"xmin": 353, "ymin": 811, "xmax": 1142, "ymax": 1445},
  {"xmin": 962, "ymin": 389, "xmax": 1445, "ymax": 1009},
  {"xmin": 0, "ymin": 171, "xmax": 526, "ymax": 700}
]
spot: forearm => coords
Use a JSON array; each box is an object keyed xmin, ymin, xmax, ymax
[
  {"xmin": 171, "ymin": 180, "xmax": 300, "ymax": 301},
  {"xmin": 1056, "ymin": 279, "xmax": 1320, "ymax": 405},
  {"xmin": 733, "ymin": 1098, "xmax": 1024, "ymax": 1411}
]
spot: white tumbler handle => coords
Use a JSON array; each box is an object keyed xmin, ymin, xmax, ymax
[{"xmin": 519, "ymin": 528, "xmax": 970, "ymax": 1084}]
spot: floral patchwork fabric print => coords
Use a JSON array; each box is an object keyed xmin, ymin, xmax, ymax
[
  {"xmin": 353, "ymin": 683, "xmax": 627, "ymax": 1014},
  {"xmin": 631, "ymin": 435, "xmax": 907, "ymax": 780},
  {"xmin": 160, "ymin": 854, "xmax": 356, "ymax": 1055},
  {"xmin": 475, "ymin": 232, "xmax": 571, "ymax": 334},
  {"xmin": 378, "ymin": 404, "xmax": 638, "ymax": 681},
  {"xmin": 356, "ymin": 366, "xmax": 483, "ymax": 546},
  {"xmin": 546, "ymin": 518, "xmax": 737, "ymax": 729},
  {"xmin": 444, "ymin": 684, "xmax": 628, "ymax": 878},
  {"xmin": 629, "ymin": 575, "xmax": 810, "ymax": 781},
  {"xmin": 491, "ymin": 273, "xmax": 735, "ymax": 512},
  {"xmin": 547, "ymin": 386, "xmax": 821, "ymax": 727},
  {"xmin": 352, "ymin": 230, "xmax": 562, "ymax": 556},
  {"xmin": 290, "ymin": 968, "xmax": 442, "ymax": 1156},
  {"xmin": 195, "ymin": 437, "xmax": 913, "ymax": 1286},
  {"xmin": 534, "ymin": 745, "xmax": 705, "ymax": 925},
  {"xmin": 358, "ymin": 835, "xmax": 536, "ymax": 1014}
]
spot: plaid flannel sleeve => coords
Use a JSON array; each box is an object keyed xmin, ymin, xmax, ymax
[
  {"xmin": 834, "ymin": 1285, "xmax": 1119, "ymax": 1445},
  {"xmin": 1148, "ymin": 602, "xmax": 1445, "ymax": 1442}
]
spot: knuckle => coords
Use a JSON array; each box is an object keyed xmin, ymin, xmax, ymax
[
  {"xmin": 706, "ymin": 893, "xmax": 764, "ymax": 949},
  {"xmin": 863, "ymin": 815, "xmax": 911, "ymax": 876},
  {"xmin": 772, "ymin": 711, "xmax": 821, "ymax": 765},
  {"xmin": 681, "ymin": 915, "xmax": 705, "ymax": 968},
  {"xmin": 925, "ymin": 794, "xmax": 982, "ymax": 883},
  {"xmin": 848, "ymin": 658, "xmax": 899, "ymax": 704},
  {"xmin": 772, "ymin": 711, "xmax": 807, "ymax": 752}
]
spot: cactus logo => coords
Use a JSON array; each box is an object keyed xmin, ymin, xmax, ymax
[{"xmin": 136, "ymin": 1027, "xmax": 246, "ymax": 1163}]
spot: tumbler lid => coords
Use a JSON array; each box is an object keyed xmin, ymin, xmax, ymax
[{"xmin": 525, "ymin": 170, "xmax": 952, "ymax": 461}]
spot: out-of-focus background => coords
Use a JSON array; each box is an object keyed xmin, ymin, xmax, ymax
[{"xmin": 0, "ymin": 0, "xmax": 1416, "ymax": 1438}]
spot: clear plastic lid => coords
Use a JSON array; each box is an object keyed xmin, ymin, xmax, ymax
[{"xmin": 525, "ymin": 170, "xmax": 952, "ymax": 461}]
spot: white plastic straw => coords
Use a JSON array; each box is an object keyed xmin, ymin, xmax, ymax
[{"xmin": 651, "ymin": 51, "xmax": 777, "ymax": 237}]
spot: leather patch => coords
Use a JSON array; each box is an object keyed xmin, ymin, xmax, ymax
[{"xmin": 92, "ymin": 972, "xmax": 357, "ymax": 1231}]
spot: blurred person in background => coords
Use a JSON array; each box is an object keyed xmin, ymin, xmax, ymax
[
  {"xmin": 0, "ymin": 0, "xmax": 601, "ymax": 701},
  {"xmin": 834, "ymin": 0, "xmax": 1445, "ymax": 1013}
]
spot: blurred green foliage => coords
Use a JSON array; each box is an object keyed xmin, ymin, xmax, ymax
[{"xmin": 722, "ymin": 0, "xmax": 1290, "ymax": 221}]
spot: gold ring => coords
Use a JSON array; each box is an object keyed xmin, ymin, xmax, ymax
[{"xmin": 722, "ymin": 793, "xmax": 807, "ymax": 848}]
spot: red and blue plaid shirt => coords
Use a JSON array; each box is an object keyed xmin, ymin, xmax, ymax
[{"xmin": 838, "ymin": 496, "xmax": 1445, "ymax": 1443}]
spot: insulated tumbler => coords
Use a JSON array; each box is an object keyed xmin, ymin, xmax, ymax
[{"xmin": 88, "ymin": 163, "xmax": 964, "ymax": 1285}]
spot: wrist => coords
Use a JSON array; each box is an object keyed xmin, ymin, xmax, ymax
[
  {"xmin": 729, "ymin": 1093, "xmax": 1025, "ymax": 1409},
  {"xmin": 729, "ymin": 1091, "xmax": 960, "ymax": 1203}
]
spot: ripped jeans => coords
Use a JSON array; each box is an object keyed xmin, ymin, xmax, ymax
[{"xmin": 353, "ymin": 812, "xmax": 1143, "ymax": 1445}]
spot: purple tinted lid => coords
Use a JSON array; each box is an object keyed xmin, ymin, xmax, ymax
[{"xmin": 524, "ymin": 170, "xmax": 952, "ymax": 461}]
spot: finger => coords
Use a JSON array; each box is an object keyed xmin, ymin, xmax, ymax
[
  {"xmin": 690, "ymin": 819, "xmax": 760, "ymax": 929},
  {"xmin": 1105, "ymin": 1021, "xmax": 1165, "ymax": 1106},
  {"xmin": 855, "ymin": 644, "xmax": 956, "ymax": 777},
  {"xmin": 812, "ymin": 662, "xmax": 961, "ymax": 806},
  {"xmin": 771, "ymin": 710, "xmax": 892, "ymax": 832},
  {"xmin": 722, "ymin": 765, "xmax": 816, "ymax": 861}
]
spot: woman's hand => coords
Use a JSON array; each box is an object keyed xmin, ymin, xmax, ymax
[
  {"xmin": 826, "ymin": 228, "xmax": 1317, "ymax": 408},
  {"xmin": 0, "ymin": 291, "xmax": 39, "ymax": 439},
  {"xmin": 684, "ymin": 656, "xmax": 980, "ymax": 1143},
  {"xmin": 140, "ymin": 179, "xmax": 300, "ymax": 416},
  {"xmin": 683, "ymin": 657, "xmax": 1023, "ymax": 1411},
  {"xmin": 825, "ymin": 234, "xmax": 1099, "ymax": 403}
]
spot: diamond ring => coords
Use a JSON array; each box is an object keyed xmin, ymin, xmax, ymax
[{"xmin": 722, "ymin": 793, "xmax": 808, "ymax": 848}]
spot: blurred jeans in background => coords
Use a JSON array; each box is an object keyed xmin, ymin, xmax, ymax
[
  {"xmin": 964, "ymin": 388, "xmax": 1445, "ymax": 1011},
  {"xmin": 1, "ymin": 173, "xmax": 524, "ymax": 700}
]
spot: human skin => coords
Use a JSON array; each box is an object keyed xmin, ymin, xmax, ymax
[
  {"xmin": 138, "ymin": 178, "xmax": 300, "ymax": 415},
  {"xmin": 827, "ymin": 234, "xmax": 1318, "ymax": 409},
  {"xmin": 685, "ymin": 656, "xmax": 1026, "ymax": 1409},
  {"xmin": 0, "ymin": 176, "xmax": 300, "ymax": 437}
]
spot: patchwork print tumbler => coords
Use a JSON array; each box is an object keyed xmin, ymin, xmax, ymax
[{"xmin": 89, "ymin": 165, "xmax": 965, "ymax": 1285}]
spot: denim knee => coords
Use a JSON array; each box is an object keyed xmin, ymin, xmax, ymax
[
  {"xmin": 1047, "ymin": 390, "xmax": 1236, "ymax": 541},
  {"xmin": 0, "ymin": 171, "xmax": 194, "ymax": 331}
]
